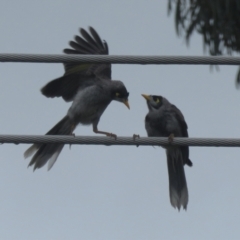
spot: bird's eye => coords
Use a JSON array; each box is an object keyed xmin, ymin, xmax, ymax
[
  {"xmin": 115, "ymin": 92, "xmax": 120, "ymax": 97},
  {"xmin": 153, "ymin": 96, "xmax": 160, "ymax": 103},
  {"xmin": 152, "ymin": 95, "xmax": 162, "ymax": 104}
]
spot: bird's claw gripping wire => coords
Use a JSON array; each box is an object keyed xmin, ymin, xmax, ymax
[
  {"xmin": 133, "ymin": 134, "xmax": 140, "ymax": 147},
  {"xmin": 133, "ymin": 134, "xmax": 140, "ymax": 140},
  {"xmin": 106, "ymin": 132, "xmax": 117, "ymax": 140},
  {"xmin": 168, "ymin": 133, "xmax": 175, "ymax": 143}
]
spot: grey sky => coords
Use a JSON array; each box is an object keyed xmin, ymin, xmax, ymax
[{"xmin": 1, "ymin": 0, "xmax": 240, "ymax": 239}]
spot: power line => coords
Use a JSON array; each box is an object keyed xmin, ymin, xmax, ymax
[
  {"xmin": 1, "ymin": 54, "xmax": 239, "ymax": 149},
  {"xmin": 1, "ymin": 54, "xmax": 240, "ymax": 65},
  {"xmin": 1, "ymin": 135, "xmax": 240, "ymax": 147}
]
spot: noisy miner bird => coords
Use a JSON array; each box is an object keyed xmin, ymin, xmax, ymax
[
  {"xmin": 24, "ymin": 27, "xmax": 130, "ymax": 171},
  {"xmin": 142, "ymin": 94, "xmax": 192, "ymax": 210}
]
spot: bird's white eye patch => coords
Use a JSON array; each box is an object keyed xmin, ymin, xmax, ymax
[{"xmin": 115, "ymin": 92, "xmax": 120, "ymax": 97}]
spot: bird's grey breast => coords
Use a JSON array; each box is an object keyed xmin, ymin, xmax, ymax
[
  {"xmin": 67, "ymin": 85, "xmax": 111, "ymax": 124},
  {"xmin": 145, "ymin": 108, "xmax": 182, "ymax": 137}
]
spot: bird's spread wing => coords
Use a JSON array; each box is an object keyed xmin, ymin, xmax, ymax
[
  {"xmin": 41, "ymin": 27, "xmax": 111, "ymax": 102},
  {"xmin": 63, "ymin": 26, "xmax": 111, "ymax": 79},
  {"xmin": 41, "ymin": 74, "xmax": 95, "ymax": 102}
]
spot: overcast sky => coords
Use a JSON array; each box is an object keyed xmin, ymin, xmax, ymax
[{"xmin": 1, "ymin": 1, "xmax": 240, "ymax": 239}]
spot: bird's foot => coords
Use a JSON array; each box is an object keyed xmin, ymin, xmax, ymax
[
  {"xmin": 93, "ymin": 128, "xmax": 117, "ymax": 140},
  {"xmin": 106, "ymin": 132, "xmax": 117, "ymax": 140},
  {"xmin": 133, "ymin": 134, "xmax": 140, "ymax": 147},
  {"xmin": 168, "ymin": 133, "xmax": 175, "ymax": 143},
  {"xmin": 133, "ymin": 134, "xmax": 140, "ymax": 141}
]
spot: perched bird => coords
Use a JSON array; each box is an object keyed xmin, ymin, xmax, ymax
[
  {"xmin": 24, "ymin": 27, "xmax": 130, "ymax": 171},
  {"xmin": 142, "ymin": 94, "xmax": 192, "ymax": 210}
]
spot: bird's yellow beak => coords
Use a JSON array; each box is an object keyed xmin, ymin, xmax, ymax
[
  {"xmin": 123, "ymin": 100, "xmax": 130, "ymax": 109},
  {"xmin": 141, "ymin": 94, "xmax": 151, "ymax": 101}
]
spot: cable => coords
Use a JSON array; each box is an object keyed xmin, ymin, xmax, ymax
[
  {"xmin": 1, "ymin": 54, "xmax": 239, "ymax": 148},
  {"xmin": 1, "ymin": 135, "xmax": 240, "ymax": 147},
  {"xmin": 1, "ymin": 54, "xmax": 240, "ymax": 65}
]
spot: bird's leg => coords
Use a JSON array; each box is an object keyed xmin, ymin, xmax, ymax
[{"xmin": 93, "ymin": 126, "xmax": 117, "ymax": 140}]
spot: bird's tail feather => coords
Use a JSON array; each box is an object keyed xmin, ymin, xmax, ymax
[
  {"xmin": 166, "ymin": 148, "xmax": 188, "ymax": 210},
  {"xmin": 24, "ymin": 116, "xmax": 75, "ymax": 171}
]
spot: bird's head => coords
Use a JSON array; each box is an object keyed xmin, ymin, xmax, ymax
[
  {"xmin": 141, "ymin": 94, "xmax": 163, "ymax": 111},
  {"xmin": 111, "ymin": 81, "xmax": 130, "ymax": 109}
]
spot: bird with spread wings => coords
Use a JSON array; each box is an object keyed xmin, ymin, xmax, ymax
[{"xmin": 24, "ymin": 27, "xmax": 130, "ymax": 170}]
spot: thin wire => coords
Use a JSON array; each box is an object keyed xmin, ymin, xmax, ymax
[
  {"xmin": 1, "ymin": 135, "xmax": 240, "ymax": 147},
  {"xmin": 1, "ymin": 54, "xmax": 239, "ymax": 148},
  {"xmin": 1, "ymin": 54, "xmax": 240, "ymax": 65}
]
